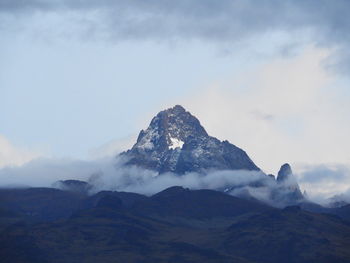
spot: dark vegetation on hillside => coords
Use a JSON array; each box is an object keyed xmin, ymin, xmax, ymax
[{"xmin": 0, "ymin": 186, "xmax": 350, "ymax": 263}]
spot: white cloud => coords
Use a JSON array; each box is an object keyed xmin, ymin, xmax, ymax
[
  {"xmin": 88, "ymin": 135, "xmax": 136, "ymax": 159},
  {"xmin": 0, "ymin": 157, "xmax": 107, "ymax": 187},
  {"xmin": 295, "ymin": 163, "xmax": 350, "ymax": 203},
  {"xmin": 0, "ymin": 134, "xmax": 41, "ymax": 168},
  {"xmin": 1, "ymin": 144, "xmax": 349, "ymax": 206},
  {"xmin": 177, "ymin": 46, "xmax": 349, "ymax": 176}
]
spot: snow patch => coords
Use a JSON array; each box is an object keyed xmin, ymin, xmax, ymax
[{"xmin": 169, "ymin": 137, "xmax": 184, "ymax": 150}]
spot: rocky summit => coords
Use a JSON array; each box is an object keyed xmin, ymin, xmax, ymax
[
  {"xmin": 121, "ymin": 105, "xmax": 260, "ymax": 174},
  {"xmin": 274, "ymin": 163, "xmax": 304, "ymax": 204}
]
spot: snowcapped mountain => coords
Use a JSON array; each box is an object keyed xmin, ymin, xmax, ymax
[
  {"xmin": 121, "ymin": 105, "xmax": 260, "ymax": 174},
  {"xmin": 119, "ymin": 105, "xmax": 305, "ymax": 206}
]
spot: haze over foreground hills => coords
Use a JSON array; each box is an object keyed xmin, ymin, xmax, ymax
[{"xmin": 1, "ymin": 105, "xmax": 350, "ymax": 263}]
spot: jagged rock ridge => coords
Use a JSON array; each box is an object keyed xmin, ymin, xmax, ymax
[
  {"xmin": 277, "ymin": 163, "xmax": 293, "ymax": 182},
  {"xmin": 272, "ymin": 163, "xmax": 304, "ymax": 205},
  {"xmin": 121, "ymin": 105, "xmax": 260, "ymax": 174}
]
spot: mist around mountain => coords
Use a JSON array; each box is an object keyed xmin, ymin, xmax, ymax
[
  {"xmin": 116, "ymin": 105, "xmax": 305, "ymax": 207},
  {"xmin": 0, "ymin": 105, "xmax": 310, "ymax": 207},
  {"xmin": 1, "ymin": 105, "xmax": 350, "ymax": 262}
]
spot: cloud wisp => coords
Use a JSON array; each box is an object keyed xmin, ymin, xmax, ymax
[{"xmin": 0, "ymin": 134, "xmax": 41, "ymax": 169}]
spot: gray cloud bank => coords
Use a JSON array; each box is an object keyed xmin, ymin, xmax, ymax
[
  {"xmin": 1, "ymin": 0, "xmax": 350, "ymax": 70},
  {"xmin": 0, "ymin": 0, "xmax": 348, "ymax": 44}
]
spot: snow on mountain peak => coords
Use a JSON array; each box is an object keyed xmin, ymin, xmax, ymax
[
  {"xmin": 169, "ymin": 137, "xmax": 184, "ymax": 150},
  {"xmin": 121, "ymin": 105, "xmax": 260, "ymax": 174}
]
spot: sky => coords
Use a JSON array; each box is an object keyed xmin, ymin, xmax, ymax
[{"xmin": 1, "ymin": 0, "xmax": 350, "ymax": 200}]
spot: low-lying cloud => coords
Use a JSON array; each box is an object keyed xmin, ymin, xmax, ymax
[
  {"xmin": 1, "ymin": 155, "xmax": 349, "ymax": 207},
  {"xmin": 0, "ymin": 134, "xmax": 41, "ymax": 168},
  {"xmin": 88, "ymin": 160, "xmax": 267, "ymax": 196},
  {"xmin": 0, "ymin": 155, "xmax": 266, "ymax": 192},
  {"xmin": 0, "ymin": 155, "xmax": 299, "ymax": 207}
]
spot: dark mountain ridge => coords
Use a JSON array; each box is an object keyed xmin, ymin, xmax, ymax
[{"xmin": 1, "ymin": 186, "xmax": 350, "ymax": 263}]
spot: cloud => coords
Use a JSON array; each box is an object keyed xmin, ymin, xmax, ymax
[
  {"xmin": 0, "ymin": 155, "xmax": 268, "ymax": 193},
  {"xmin": 0, "ymin": 157, "xmax": 111, "ymax": 187},
  {"xmin": 89, "ymin": 162, "xmax": 268, "ymax": 196},
  {"xmin": 86, "ymin": 159, "xmax": 350, "ymax": 207},
  {"xmin": 0, "ymin": 134, "xmax": 41, "ymax": 168},
  {"xmin": 0, "ymin": 154, "xmax": 267, "ymax": 192},
  {"xmin": 329, "ymin": 189, "xmax": 350, "ymax": 205},
  {"xmin": 295, "ymin": 163, "xmax": 350, "ymax": 203},
  {"xmin": 0, "ymin": 154, "xmax": 302, "ymax": 207},
  {"xmin": 1, "ymin": 0, "xmax": 350, "ymax": 69},
  {"xmin": 169, "ymin": 46, "xmax": 350, "ymax": 175},
  {"xmin": 88, "ymin": 135, "xmax": 136, "ymax": 159}
]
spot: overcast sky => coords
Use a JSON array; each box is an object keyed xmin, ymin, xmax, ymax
[{"xmin": 1, "ymin": 0, "xmax": 350, "ymax": 198}]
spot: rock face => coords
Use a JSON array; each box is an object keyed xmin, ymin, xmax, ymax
[
  {"xmin": 277, "ymin": 163, "xmax": 293, "ymax": 182},
  {"xmin": 121, "ymin": 105, "xmax": 260, "ymax": 174},
  {"xmin": 273, "ymin": 163, "xmax": 304, "ymax": 204}
]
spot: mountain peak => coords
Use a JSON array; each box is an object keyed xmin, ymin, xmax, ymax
[
  {"xmin": 165, "ymin": 104, "xmax": 186, "ymax": 114},
  {"xmin": 121, "ymin": 105, "xmax": 260, "ymax": 174},
  {"xmin": 277, "ymin": 163, "xmax": 292, "ymax": 182},
  {"xmin": 135, "ymin": 105, "xmax": 207, "ymax": 152},
  {"xmin": 275, "ymin": 163, "xmax": 304, "ymax": 204}
]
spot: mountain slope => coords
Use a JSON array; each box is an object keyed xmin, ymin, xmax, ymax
[
  {"xmin": 1, "ymin": 189, "xmax": 350, "ymax": 263},
  {"xmin": 0, "ymin": 188, "xmax": 86, "ymax": 222},
  {"xmin": 132, "ymin": 186, "xmax": 272, "ymax": 219},
  {"xmin": 223, "ymin": 206, "xmax": 350, "ymax": 263}
]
